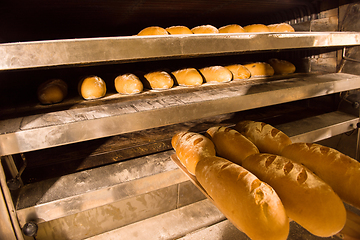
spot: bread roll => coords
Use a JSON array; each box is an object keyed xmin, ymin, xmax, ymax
[
  {"xmin": 268, "ymin": 58, "xmax": 296, "ymax": 75},
  {"xmin": 196, "ymin": 156, "xmax": 289, "ymax": 240},
  {"xmin": 137, "ymin": 26, "xmax": 169, "ymax": 36},
  {"xmin": 78, "ymin": 76, "xmax": 106, "ymax": 100},
  {"xmin": 191, "ymin": 25, "xmax": 219, "ymax": 34},
  {"xmin": 225, "ymin": 64, "xmax": 251, "ymax": 80},
  {"xmin": 243, "ymin": 62, "xmax": 275, "ymax": 77},
  {"xmin": 114, "ymin": 73, "xmax": 143, "ymax": 95},
  {"xmin": 143, "ymin": 71, "xmax": 174, "ymax": 89},
  {"xmin": 243, "ymin": 24, "xmax": 269, "ymax": 32},
  {"xmin": 205, "ymin": 126, "xmax": 259, "ymax": 165},
  {"xmin": 199, "ymin": 66, "xmax": 233, "ymax": 83},
  {"xmin": 281, "ymin": 142, "xmax": 360, "ymax": 209},
  {"xmin": 235, "ymin": 120, "xmax": 292, "ymax": 155},
  {"xmin": 37, "ymin": 79, "xmax": 68, "ymax": 104},
  {"xmin": 242, "ymin": 153, "xmax": 346, "ymax": 237},
  {"xmin": 267, "ymin": 23, "xmax": 295, "ymax": 32},
  {"xmin": 219, "ymin": 24, "xmax": 245, "ymax": 33},
  {"xmin": 171, "ymin": 68, "xmax": 203, "ymax": 86},
  {"xmin": 166, "ymin": 26, "xmax": 193, "ymax": 35},
  {"xmin": 171, "ymin": 132, "xmax": 216, "ymax": 175}
]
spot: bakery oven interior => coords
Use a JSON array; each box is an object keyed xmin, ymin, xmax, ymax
[{"xmin": 1, "ymin": 0, "xmax": 360, "ymax": 239}]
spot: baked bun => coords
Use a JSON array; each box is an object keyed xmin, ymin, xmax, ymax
[
  {"xmin": 191, "ymin": 25, "xmax": 219, "ymax": 34},
  {"xmin": 137, "ymin": 26, "xmax": 169, "ymax": 36},
  {"xmin": 37, "ymin": 79, "xmax": 68, "ymax": 104},
  {"xmin": 235, "ymin": 120, "xmax": 292, "ymax": 155},
  {"xmin": 206, "ymin": 126, "xmax": 259, "ymax": 165},
  {"xmin": 243, "ymin": 62, "xmax": 274, "ymax": 77},
  {"xmin": 114, "ymin": 73, "xmax": 143, "ymax": 95},
  {"xmin": 225, "ymin": 64, "xmax": 251, "ymax": 79},
  {"xmin": 171, "ymin": 68, "xmax": 203, "ymax": 86},
  {"xmin": 166, "ymin": 26, "xmax": 193, "ymax": 35},
  {"xmin": 143, "ymin": 71, "xmax": 174, "ymax": 89},
  {"xmin": 196, "ymin": 156, "xmax": 289, "ymax": 240},
  {"xmin": 78, "ymin": 76, "xmax": 106, "ymax": 100},
  {"xmin": 267, "ymin": 23, "xmax": 295, "ymax": 32},
  {"xmin": 268, "ymin": 58, "xmax": 296, "ymax": 75},
  {"xmin": 242, "ymin": 153, "xmax": 346, "ymax": 237},
  {"xmin": 219, "ymin": 24, "xmax": 245, "ymax": 33},
  {"xmin": 243, "ymin": 24, "xmax": 269, "ymax": 32},
  {"xmin": 171, "ymin": 131, "xmax": 216, "ymax": 175},
  {"xmin": 281, "ymin": 142, "xmax": 360, "ymax": 209},
  {"xmin": 199, "ymin": 66, "xmax": 233, "ymax": 83}
]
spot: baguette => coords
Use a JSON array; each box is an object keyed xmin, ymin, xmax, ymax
[
  {"xmin": 281, "ymin": 142, "xmax": 360, "ymax": 209},
  {"xmin": 143, "ymin": 71, "xmax": 174, "ymax": 89},
  {"xmin": 205, "ymin": 126, "xmax": 259, "ymax": 165},
  {"xmin": 235, "ymin": 120, "xmax": 292, "ymax": 155},
  {"xmin": 171, "ymin": 132, "xmax": 216, "ymax": 175},
  {"xmin": 195, "ymin": 156, "xmax": 289, "ymax": 240},
  {"xmin": 225, "ymin": 64, "xmax": 251, "ymax": 80},
  {"xmin": 242, "ymin": 153, "xmax": 346, "ymax": 237},
  {"xmin": 199, "ymin": 66, "xmax": 233, "ymax": 83},
  {"xmin": 268, "ymin": 58, "xmax": 296, "ymax": 75},
  {"xmin": 243, "ymin": 62, "xmax": 274, "ymax": 77}
]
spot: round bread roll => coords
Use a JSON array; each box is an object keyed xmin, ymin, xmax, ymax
[
  {"xmin": 243, "ymin": 62, "xmax": 275, "ymax": 77},
  {"xmin": 171, "ymin": 131, "xmax": 216, "ymax": 175},
  {"xmin": 196, "ymin": 156, "xmax": 289, "ymax": 240},
  {"xmin": 268, "ymin": 58, "xmax": 296, "ymax": 75},
  {"xmin": 114, "ymin": 73, "xmax": 143, "ymax": 95},
  {"xmin": 219, "ymin": 24, "xmax": 245, "ymax": 33},
  {"xmin": 242, "ymin": 153, "xmax": 346, "ymax": 237},
  {"xmin": 166, "ymin": 26, "xmax": 193, "ymax": 35},
  {"xmin": 191, "ymin": 25, "xmax": 219, "ymax": 34},
  {"xmin": 37, "ymin": 79, "xmax": 68, "ymax": 104},
  {"xmin": 206, "ymin": 126, "xmax": 259, "ymax": 165},
  {"xmin": 171, "ymin": 68, "xmax": 203, "ymax": 86},
  {"xmin": 225, "ymin": 64, "xmax": 251, "ymax": 80},
  {"xmin": 235, "ymin": 120, "xmax": 292, "ymax": 155},
  {"xmin": 143, "ymin": 71, "xmax": 174, "ymax": 89},
  {"xmin": 137, "ymin": 26, "xmax": 169, "ymax": 36},
  {"xmin": 199, "ymin": 66, "xmax": 233, "ymax": 83},
  {"xmin": 267, "ymin": 23, "xmax": 295, "ymax": 32},
  {"xmin": 243, "ymin": 24, "xmax": 270, "ymax": 32},
  {"xmin": 78, "ymin": 76, "xmax": 107, "ymax": 100}
]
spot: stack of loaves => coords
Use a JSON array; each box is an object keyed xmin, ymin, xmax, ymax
[{"xmin": 172, "ymin": 120, "xmax": 360, "ymax": 240}]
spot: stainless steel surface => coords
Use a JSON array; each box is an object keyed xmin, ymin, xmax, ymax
[
  {"xmin": 276, "ymin": 111, "xmax": 359, "ymax": 143},
  {"xmin": 1, "ymin": 72, "xmax": 360, "ymax": 156},
  {"xmin": 0, "ymin": 32, "xmax": 360, "ymax": 71}
]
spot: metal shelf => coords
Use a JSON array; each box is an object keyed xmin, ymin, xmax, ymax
[
  {"xmin": 1, "ymin": 32, "xmax": 360, "ymax": 71},
  {"xmin": 1, "ymin": 72, "xmax": 360, "ymax": 156}
]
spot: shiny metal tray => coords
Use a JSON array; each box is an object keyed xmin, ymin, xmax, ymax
[{"xmin": 1, "ymin": 32, "xmax": 360, "ymax": 71}]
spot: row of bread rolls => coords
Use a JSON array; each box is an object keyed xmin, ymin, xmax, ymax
[
  {"xmin": 37, "ymin": 59, "xmax": 295, "ymax": 104},
  {"xmin": 172, "ymin": 120, "xmax": 360, "ymax": 239},
  {"xmin": 137, "ymin": 23, "xmax": 295, "ymax": 36}
]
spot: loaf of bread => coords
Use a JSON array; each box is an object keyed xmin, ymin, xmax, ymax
[
  {"xmin": 137, "ymin": 26, "xmax": 169, "ymax": 36},
  {"xmin": 225, "ymin": 64, "xmax": 251, "ymax": 80},
  {"xmin": 235, "ymin": 120, "xmax": 292, "ymax": 155},
  {"xmin": 143, "ymin": 71, "xmax": 174, "ymax": 89},
  {"xmin": 114, "ymin": 73, "xmax": 143, "ymax": 94},
  {"xmin": 242, "ymin": 153, "xmax": 346, "ymax": 237},
  {"xmin": 243, "ymin": 62, "xmax": 275, "ymax": 77},
  {"xmin": 267, "ymin": 23, "xmax": 295, "ymax": 32},
  {"xmin": 171, "ymin": 132, "xmax": 216, "ymax": 175},
  {"xmin": 37, "ymin": 79, "xmax": 68, "ymax": 104},
  {"xmin": 243, "ymin": 24, "xmax": 269, "ymax": 32},
  {"xmin": 166, "ymin": 26, "xmax": 193, "ymax": 35},
  {"xmin": 171, "ymin": 68, "xmax": 203, "ymax": 86},
  {"xmin": 196, "ymin": 156, "xmax": 289, "ymax": 240},
  {"xmin": 191, "ymin": 25, "xmax": 219, "ymax": 34},
  {"xmin": 78, "ymin": 76, "xmax": 107, "ymax": 100},
  {"xmin": 199, "ymin": 66, "xmax": 233, "ymax": 83},
  {"xmin": 281, "ymin": 142, "xmax": 360, "ymax": 209},
  {"xmin": 205, "ymin": 126, "xmax": 259, "ymax": 165},
  {"xmin": 219, "ymin": 24, "xmax": 245, "ymax": 33},
  {"xmin": 268, "ymin": 58, "xmax": 296, "ymax": 75}
]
